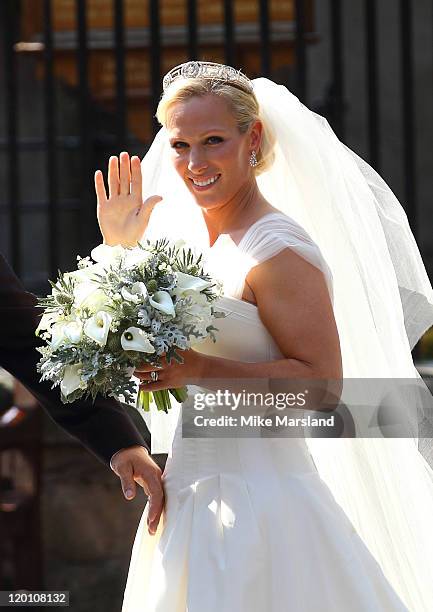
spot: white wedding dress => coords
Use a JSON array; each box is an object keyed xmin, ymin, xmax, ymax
[{"xmin": 121, "ymin": 213, "xmax": 410, "ymax": 612}]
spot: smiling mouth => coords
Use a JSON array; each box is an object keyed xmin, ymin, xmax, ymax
[{"xmin": 189, "ymin": 174, "xmax": 221, "ymax": 188}]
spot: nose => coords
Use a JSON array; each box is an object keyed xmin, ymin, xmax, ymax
[{"xmin": 187, "ymin": 146, "xmax": 208, "ymax": 174}]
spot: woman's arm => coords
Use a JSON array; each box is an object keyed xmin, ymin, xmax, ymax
[{"xmin": 243, "ymin": 247, "xmax": 341, "ymax": 380}]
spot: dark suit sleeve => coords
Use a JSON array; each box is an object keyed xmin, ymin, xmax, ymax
[{"xmin": 0, "ymin": 254, "xmax": 150, "ymax": 467}]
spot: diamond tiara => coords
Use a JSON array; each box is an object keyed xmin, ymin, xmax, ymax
[{"xmin": 162, "ymin": 61, "xmax": 254, "ymax": 94}]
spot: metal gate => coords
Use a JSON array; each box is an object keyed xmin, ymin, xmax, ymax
[{"xmin": 0, "ymin": 0, "xmax": 430, "ymax": 290}]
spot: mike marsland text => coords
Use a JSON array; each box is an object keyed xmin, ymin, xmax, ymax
[{"xmin": 193, "ymin": 414, "xmax": 335, "ymax": 428}]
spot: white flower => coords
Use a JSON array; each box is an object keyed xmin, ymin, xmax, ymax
[
  {"xmin": 66, "ymin": 262, "xmax": 105, "ymax": 283},
  {"xmin": 90, "ymin": 243, "xmax": 125, "ymax": 266},
  {"xmin": 174, "ymin": 271, "xmax": 212, "ymax": 297},
  {"xmin": 121, "ymin": 327, "xmax": 155, "ymax": 353},
  {"xmin": 123, "ymin": 247, "xmax": 152, "ymax": 269},
  {"xmin": 91, "ymin": 243, "xmax": 151, "ymax": 270},
  {"xmin": 36, "ymin": 311, "xmax": 58, "ymax": 337},
  {"xmin": 73, "ymin": 283, "xmax": 109, "ymax": 312},
  {"xmin": 63, "ymin": 321, "xmax": 83, "ymax": 344},
  {"xmin": 46, "ymin": 319, "xmax": 83, "ymax": 348},
  {"xmin": 63, "ymin": 263, "xmax": 110, "ymax": 312},
  {"xmin": 121, "ymin": 282, "xmax": 148, "ymax": 303},
  {"xmin": 61, "ymin": 363, "xmax": 83, "ymax": 397},
  {"xmin": 50, "ymin": 321, "xmax": 69, "ymax": 350},
  {"xmin": 186, "ymin": 302, "xmax": 213, "ymax": 320},
  {"xmin": 149, "ymin": 290, "xmax": 175, "ymax": 317},
  {"xmin": 84, "ymin": 311, "xmax": 113, "ymax": 347}
]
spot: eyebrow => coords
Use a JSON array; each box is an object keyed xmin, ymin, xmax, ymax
[{"xmin": 168, "ymin": 129, "xmax": 227, "ymax": 141}]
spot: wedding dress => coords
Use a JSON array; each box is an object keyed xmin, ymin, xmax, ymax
[
  {"xmin": 118, "ymin": 72, "xmax": 433, "ymax": 610},
  {"xmin": 121, "ymin": 212, "xmax": 411, "ymax": 612}
]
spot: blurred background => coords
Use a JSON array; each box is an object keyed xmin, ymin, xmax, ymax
[{"xmin": 0, "ymin": 1, "xmax": 432, "ymax": 610}]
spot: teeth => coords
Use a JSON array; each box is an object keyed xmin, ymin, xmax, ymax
[{"xmin": 192, "ymin": 175, "xmax": 219, "ymax": 187}]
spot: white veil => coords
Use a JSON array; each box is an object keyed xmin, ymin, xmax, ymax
[{"xmin": 140, "ymin": 76, "xmax": 433, "ymax": 610}]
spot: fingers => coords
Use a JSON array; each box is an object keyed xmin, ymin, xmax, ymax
[
  {"xmin": 135, "ymin": 468, "xmax": 165, "ymax": 535},
  {"xmin": 135, "ymin": 363, "xmax": 164, "ymax": 374},
  {"xmin": 147, "ymin": 486, "xmax": 165, "ymax": 535},
  {"xmin": 113, "ymin": 447, "xmax": 165, "ymax": 536},
  {"xmin": 141, "ymin": 194, "xmax": 163, "ymax": 216},
  {"xmin": 118, "ymin": 466, "xmax": 137, "ymax": 501},
  {"xmin": 138, "ymin": 381, "xmax": 168, "ymax": 392},
  {"xmin": 119, "ymin": 151, "xmax": 131, "ymax": 195},
  {"xmin": 137, "ymin": 374, "xmax": 165, "ymax": 385},
  {"xmin": 135, "ymin": 364, "xmax": 166, "ymax": 389},
  {"xmin": 108, "ymin": 156, "xmax": 120, "ymax": 199},
  {"xmin": 130, "ymin": 155, "xmax": 143, "ymax": 201},
  {"xmin": 94, "ymin": 170, "xmax": 107, "ymax": 206},
  {"xmin": 100, "ymin": 152, "xmax": 162, "ymax": 208},
  {"xmin": 135, "ymin": 358, "xmax": 171, "ymax": 390}
]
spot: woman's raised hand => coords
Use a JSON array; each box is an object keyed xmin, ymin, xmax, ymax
[{"xmin": 95, "ymin": 152, "xmax": 162, "ymax": 247}]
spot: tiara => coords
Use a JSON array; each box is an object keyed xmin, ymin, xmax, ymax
[{"xmin": 162, "ymin": 61, "xmax": 254, "ymax": 93}]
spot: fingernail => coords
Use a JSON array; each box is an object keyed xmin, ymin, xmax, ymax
[{"xmin": 125, "ymin": 489, "xmax": 133, "ymax": 499}]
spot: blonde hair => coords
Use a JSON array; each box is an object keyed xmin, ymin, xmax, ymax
[{"xmin": 156, "ymin": 78, "xmax": 275, "ymax": 175}]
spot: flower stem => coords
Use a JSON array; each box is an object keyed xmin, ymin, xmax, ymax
[
  {"xmin": 137, "ymin": 388, "xmax": 151, "ymax": 411},
  {"xmin": 136, "ymin": 386, "xmax": 189, "ymax": 413},
  {"xmin": 169, "ymin": 386, "xmax": 188, "ymax": 403}
]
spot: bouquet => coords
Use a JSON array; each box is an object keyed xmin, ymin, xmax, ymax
[{"xmin": 36, "ymin": 239, "xmax": 224, "ymax": 413}]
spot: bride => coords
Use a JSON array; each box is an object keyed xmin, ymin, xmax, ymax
[{"xmin": 95, "ymin": 62, "xmax": 433, "ymax": 611}]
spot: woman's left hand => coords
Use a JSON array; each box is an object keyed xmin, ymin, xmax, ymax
[{"xmin": 135, "ymin": 349, "xmax": 207, "ymax": 391}]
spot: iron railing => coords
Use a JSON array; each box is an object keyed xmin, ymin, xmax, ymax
[{"xmin": 0, "ymin": 0, "xmax": 429, "ymax": 285}]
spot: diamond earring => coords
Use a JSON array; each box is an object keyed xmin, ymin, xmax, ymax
[{"xmin": 249, "ymin": 150, "xmax": 258, "ymax": 167}]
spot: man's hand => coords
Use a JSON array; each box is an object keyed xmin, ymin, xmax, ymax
[{"xmin": 110, "ymin": 445, "xmax": 164, "ymax": 535}]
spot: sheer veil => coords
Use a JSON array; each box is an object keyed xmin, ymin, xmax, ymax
[{"xmin": 140, "ymin": 77, "xmax": 433, "ymax": 610}]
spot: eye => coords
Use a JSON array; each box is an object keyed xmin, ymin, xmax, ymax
[
  {"xmin": 171, "ymin": 141, "xmax": 189, "ymax": 150},
  {"xmin": 206, "ymin": 136, "xmax": 223, "ymax": 145}
]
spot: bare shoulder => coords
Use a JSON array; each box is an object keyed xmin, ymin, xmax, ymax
[
  {"xmin": 247, "ymin": 247, "xmax": 331, "ymax": 302},
  {"xmin": 246, "ymin": 247, "xmax": 341, "ymax": 378}
]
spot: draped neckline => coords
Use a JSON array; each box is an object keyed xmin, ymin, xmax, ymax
[
  {"xmin": 208, "ymin": 211, "xmax": 287, "ymax": 251},
  {"xmin": 206, "ymin": 212, "xmax": 288, "ymax": 313}
]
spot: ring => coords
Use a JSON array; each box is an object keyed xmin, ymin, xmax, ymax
[{"xmin": 150, "ymin": 370, "xmax": 159, "ymax": 382}]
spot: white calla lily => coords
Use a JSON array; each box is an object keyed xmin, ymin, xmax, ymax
[
  {"xmin": 175, "ymin": 271, "xmax": 212, "ymax": 296},
  {"xmin": 121, "ymin": 327, "xmax": 155, "ymax": 353},
  {"xmin": 84, "ymin": 311, "xmax": 113, "ymax": 346},
  {"xmin": 149, "ymin": 290, "xmax": 176, "ymax": 317},
  {"xmin": 121, "ymin": 282, "xmax": 148, "ymax": 303},
  {"xmin": 61, "ymin": 363, "xmax": 83, "ymax": 397}
]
